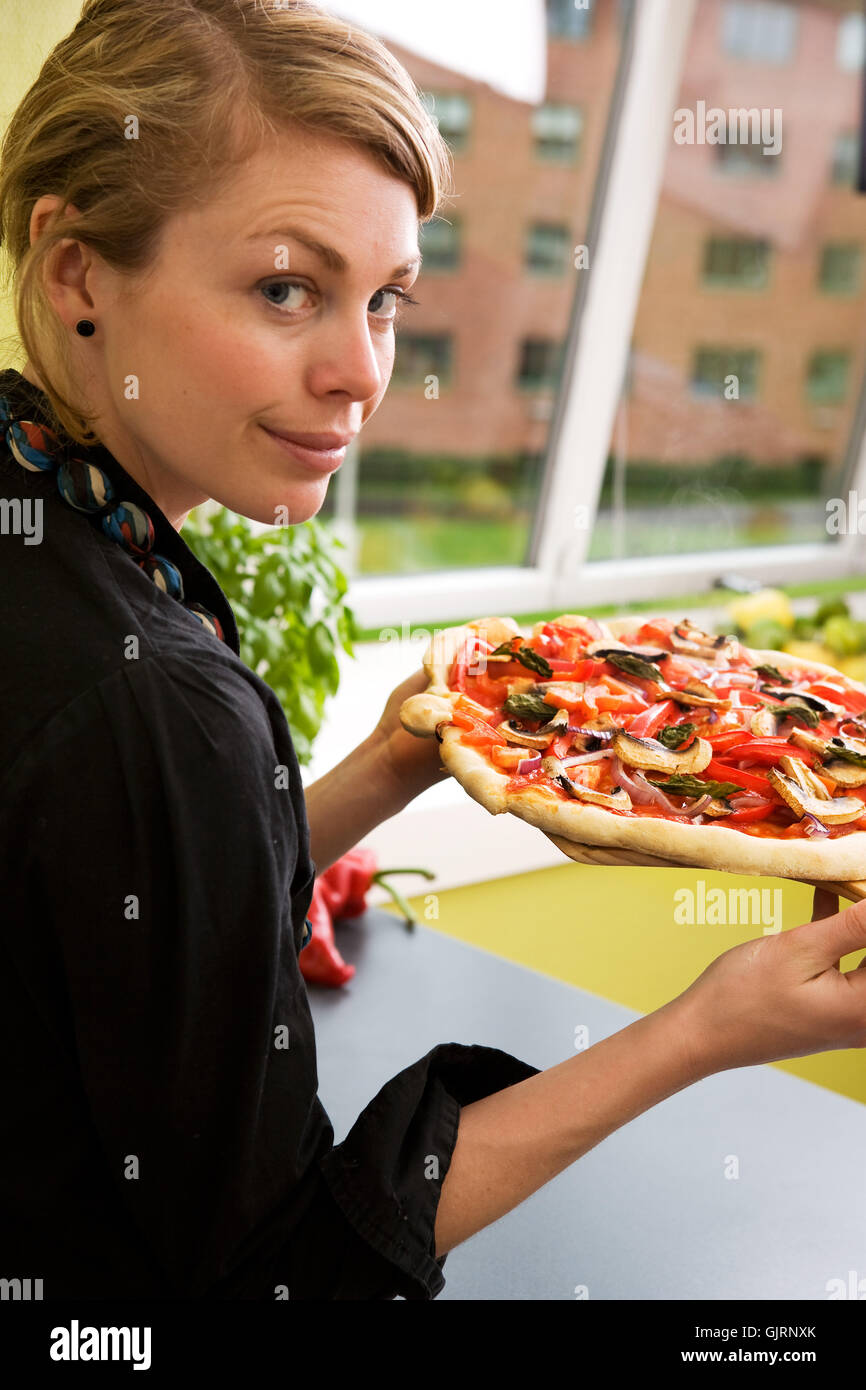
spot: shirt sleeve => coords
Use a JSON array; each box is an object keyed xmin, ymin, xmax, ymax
[{"xmin": 14, "ymin": 651, "xmax": 540, "ymax": 1300}]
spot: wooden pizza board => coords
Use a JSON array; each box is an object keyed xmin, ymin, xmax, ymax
[{"xmin": 542, "ymin": 833, "xmax": 866, "ymax": 904}]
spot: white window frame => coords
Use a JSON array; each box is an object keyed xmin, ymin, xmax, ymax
[{"xmin": 345, "ymin": 0, "xmax": 866, "ymax": 631}]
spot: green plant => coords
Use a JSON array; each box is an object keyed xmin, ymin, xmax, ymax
[{"xmin": 182, "ymin": 507, "xmax": 361, "ymax": 765}]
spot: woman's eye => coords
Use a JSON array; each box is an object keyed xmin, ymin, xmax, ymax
[
  {"xmin": 259, "ymin": 280, "xmax": 419, "ymax": 321},
  {"xmin": 260, "ymin": 280, "xmax": 314, "ymax": 314}
]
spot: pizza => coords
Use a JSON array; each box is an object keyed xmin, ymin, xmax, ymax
[{"xmin": 398, "ymin": 612, "xmax": 866, "ymax": 881}]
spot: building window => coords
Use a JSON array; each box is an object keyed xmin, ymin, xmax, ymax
[
  {"xmin": 517, "ymin": 339, "xmax": 565, "ymax": 390},
  {"xmin": 532, "ymin": 103, "xmax": 584, "ymax": 162},
  {"xmin": 721, "ymin": 1, "xmax": 797, "ymax": 64},
  {"xmin": 547, "ymin": 0, "xmax": 593, "ymax": 40},
  {"xmin": 806, "ymin": 351, "xmax": 850, "ymax": 404},
  {"xmin": 702, "ymin": 236, "xmax": 770, "ymax": 288},
  {"xmin": 526, "ymin": 223, "xmax": 572, "ymax": 275},
  {"xmin": 419, "ymin": 217, "xmax": 461, "ymax": 271},
  {"xmin": 715, "ymin": 141, "xmax": 781, "ymax": 177},
  {"xmin": 691, "ymin": 348, "xmax": 759, "ymax": 399},
  {"xmin": 819, "ymin": 243, "xmax": 862, "ymax": 294},
  {"xmin": 421, "ymin": 91, "xmax": 472, "ymax": 153},
  {"xmin": 831, "ymin": 130, "xmax": 860, "ymax": 185},
  {"xmin": 837, "ymin": 12, "xmax": 866, "ymax": 72},
  {"xmin": 392, "ymin": 334, "xmax": 453, "ymax": 387}
]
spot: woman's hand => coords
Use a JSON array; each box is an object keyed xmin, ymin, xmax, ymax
[
  {"xmin": 372, "ymin": 666, "xmax": 451, "ymax": 805},
  {"xmin": 672, "ymin": 887, "xmax": 866, "ymax": 1078}
]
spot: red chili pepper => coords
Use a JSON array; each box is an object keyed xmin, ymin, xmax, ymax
[{"xmin": 298, "ymin": 879, "xmax": 356, "ymax": 988}]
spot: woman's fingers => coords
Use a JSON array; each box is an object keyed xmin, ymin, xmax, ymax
[{"xmin": 811, "ymin": 886, "xmax": 842, "ymax": 969}]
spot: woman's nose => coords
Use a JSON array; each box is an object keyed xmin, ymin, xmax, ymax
[{"xmin": 308, "ymin": 313, "xmax": 386, "ymax": 403}]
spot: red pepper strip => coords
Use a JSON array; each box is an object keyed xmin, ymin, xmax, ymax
[
  {"xmin": 724, "ymin": 801, "xmax": 779, "ymax": 824},
  {"xmin": 626, "ymin": 698, "xmax": 678, "ymax": 738},
  {"xmin": 551, "ymin": 732, "xmax": 573, "ymax": 757},
  {"xmin": 298, "ymin": 880, "xmax": 356, "ymax": 988},
  {"xmin": 451, "ymin": 708, "xmax": 506, "ymax": 743},
  {"xmin": 718, "ymin": 740, "xmax": 818, "ymax": 767},
  {"xmin": 707, "ymin": 728, "xmax": 752, "ymax": 750},
  {"xmin": 714, "ymin": 688, "xmax": 770, "ymax": 706},
  {"xmin": 810, "ymin": 681, "xmax": 866, "ymax": 714},
  {"xmin": 705, "ymin": 757, "xmax": 771, "ymax": 793}
]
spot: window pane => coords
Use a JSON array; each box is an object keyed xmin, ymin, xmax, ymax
[
  {"xmin": 339, "ymin": 1, "xmax": 626, "ymax": 577},
  {"xmin": 594, "ymin": 0, "xmax": 866, "ymax": 564},
  {"xmin": 547, "ymin": 0, "xmax": 594, "ymax": 41}
]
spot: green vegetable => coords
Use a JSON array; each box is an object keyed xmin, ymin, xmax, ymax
[
  {"xmin": 791, "ymin": 616, "xmax": 817, "ymax": 640},
  {"xmin": 744, "ymin": 618, "xmax": 790, "ymax": 651},
  {"xmin": 824, "ymin": 739, "xmax": 866, "ymax": 768},
  {"xmin": 604, "ymin": 651, "xmax": 666, "ymax": 682},
  {"xmin": 656, "ymin": 723, "xmax": 697, "ymax": 749},
  {"xmin": 648, "ymin": 773, "xmax": 742, "ymax": 801},
  {"xmin": 752, "ymin": 664, "xmax": 790, "ymax": 683},
  {"xmin": 503, "ymin": 692, "xmax": 558, "ymax": 721},
  {"xmin": 821, "ymin": 615, "xmax": 866, "ymax": 658},
  {"xmin": 774, "ymin": 702, "xmax": 821, "ymax": 728},
  {"xmin": 181, "ymin": 506, "xmax": 359, "ymax": 765},
  {"xmin": 490, "ymin": 642, "xmax": 553, "ymax": 678},
  {"xmin": 814, "ymin": 596, "xmax": 850, "ymax": 626}
]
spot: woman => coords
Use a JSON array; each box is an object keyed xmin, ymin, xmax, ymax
[{"xmin": 1, "ymin": 0, "xmax": 864, "ymax": 1302}]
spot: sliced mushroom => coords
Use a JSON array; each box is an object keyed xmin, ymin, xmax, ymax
[
  {"xmin": 777, "ymin": 755, "xmax": 831, "ymax": 801},
  {"xmin": 498, "ymin": 720, "xmax": 556, "ymax": 750},
  {"xmin": 665, "ymin": 681, "xmax": 732, "ymax": 709},
  {"xmin": 541, "ymin": 755, "xmax": 632, "ymax": 810},
  {"xmin": 702, "ymin": 799, "xmax": 736, "ymax": 818},
  {"xmin": 822, "ymin": 759, "xmax": 866, "ymax": 788},
  {"xmin": 766, "ymin": 767, "xmax": 864, "ymax": 824},
  {"xmin": 789, "ymin": 728, "xmax": 829, "ymax": 756},
  {"xmin": 612, "ymin": 729, "xmax": 713, "ymax": 775},
  {"xmin": 750, "ymin": 707, "xmax": 779, "ymax": 737},
  {"xmin": 671, "ymin": 619, "xmax": 739, "ymax": 662}
]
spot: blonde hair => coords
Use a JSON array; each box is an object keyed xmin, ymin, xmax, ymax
[{"xmin": 0, "ymin": 0, "xmax": 453, "ymax": 445}]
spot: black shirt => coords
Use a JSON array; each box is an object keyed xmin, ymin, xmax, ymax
[{"xmin": 0, "ymin": 368, "xmax": 540, "ymax": 1300}]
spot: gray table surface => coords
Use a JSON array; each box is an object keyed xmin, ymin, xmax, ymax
[{"xmin": 307, "ymin": 907, "xmax": 866, "ymax": 1301}]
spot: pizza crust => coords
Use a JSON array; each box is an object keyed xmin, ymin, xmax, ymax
[{"xmin": 399, "ymin": 612, "xmax": 866, "ymax": 881}]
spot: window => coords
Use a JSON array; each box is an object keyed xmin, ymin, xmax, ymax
[
  {"xmin": 419, "ymin": 217, "xmax": 461, "ymax": 271},
  {"xmin": 547, "ymin": 0, "xmax": 593, "ymax": 40},
  {"xmin": 532, "ymin": 103, "xmax": 584, "ymax": 162},
  {"xmin": 715, "ymin": 141, "xmax": 781, "ymax": 176},
  {"xmin": 806, "ymin": 351, "xmax": 850, "ymax": 403},
  {"xmin": 702, "ymin": 237, "xmax": 770, "ymax": 287},
  {"xmin": 721, "ymin": 1, "xmax": 797, "ymax": 63},
  {"xmin": 837, "ymin": 11, "xmax": 866, "ymax": 72},
  {"xmin": 391, "ymin": 334, "xmax": 453, "ymax": 388},
  {"xmin": 421, "ymin": 91, "xmax": 472, "ymax": 152},
  {"xmin": 526, "ymin": 223, "xmax": 572, "ymax": 275},
  {"xmin": 692, "ymin": 348, "xmax": 760, "ymax": 399},
  {"xmin": 517, "ymin": 339, "xmax": 565, "ymax": 390},
  {"xmin": 831, "ymin": 130, "xmax": 860, "ymax": 185},
  {"xmin": 819, "ymin": 243, "xmax": 862, "ymax": 294}
]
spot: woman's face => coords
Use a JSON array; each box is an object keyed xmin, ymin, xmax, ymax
[{"xmin": 26, "ymin": 126, "xmax": 422, "ymax": 530}]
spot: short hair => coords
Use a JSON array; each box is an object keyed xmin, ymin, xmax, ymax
[{"xmin": 0, "ymin": 0, "xmax": 453, "ymax": 444}]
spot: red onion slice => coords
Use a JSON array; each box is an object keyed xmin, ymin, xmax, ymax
[
  {"xmin": 516, "ymin": 753, "xmax": 542, "ymax": 774},
  {"xmin": 801, "ymin": 812, "xmax": 830, "ymax": 838},
  {"xmin": 610, "ymin": 757, "xmax": 682, "ymax": 812},
  {"xmin": 560, "ymin": 749, "xmax": 615, "ymax": 768},
  {"xmin": 684, "ymin": 794, "xmax": 712, "ymax": 817}
]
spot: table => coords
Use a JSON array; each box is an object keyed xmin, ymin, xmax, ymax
[{"xmin": 307, "ymin": 906, "xmax": 866, "ymax": 1301}]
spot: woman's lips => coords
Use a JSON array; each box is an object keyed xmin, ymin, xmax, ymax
[{"xmin": 261, "ymin": 425, "xmax": 348, "ymax": 473}]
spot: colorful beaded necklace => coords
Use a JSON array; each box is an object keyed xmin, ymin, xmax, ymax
[
  {"xmin": 0, "ymin": 392, "xmax": 225, "ymax": 643},
  {"xmin": 0, "ymin": 388, "xmax": 314, "ymax": 947}
]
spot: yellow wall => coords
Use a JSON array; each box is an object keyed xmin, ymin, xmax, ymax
[
  {"xmin": 1, "ymin": 1, "xmax": 83, "ymax": 348},
  {"xmin": 399, "ymin": 864, "xmax": 866, "ymax": 1106}
]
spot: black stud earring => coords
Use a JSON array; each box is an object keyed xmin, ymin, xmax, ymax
[{"xmin": 75, "ymin": 319, "xmax": 95, "ymax": 337}]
